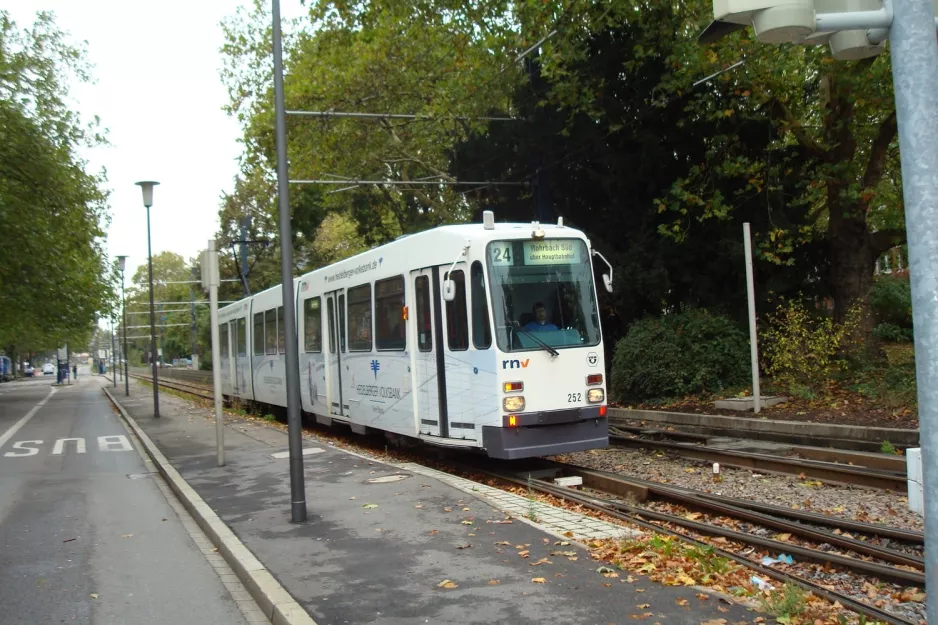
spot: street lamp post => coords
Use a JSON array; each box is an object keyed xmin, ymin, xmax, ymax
[
  {"xmin": 136, "ymin": 180, "xmax": 161, "ymax": 418},
  {"xmin": 117, "ymin": 255, "xmax": 130, "ymax": 396}
]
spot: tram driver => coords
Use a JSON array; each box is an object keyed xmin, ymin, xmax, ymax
[{"xmin": 521, "ymin": 302, "xmax": 559, "ymax": 332}]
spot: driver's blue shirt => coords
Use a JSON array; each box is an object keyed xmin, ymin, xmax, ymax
[{"xmin": 522, "ymin": 321, "xmax": 559, "ymax": 332}]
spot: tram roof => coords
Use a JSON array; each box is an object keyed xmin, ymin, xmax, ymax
[{"xmin": 239, "ymin": 220, "xmax": 584, "ymax": 302}]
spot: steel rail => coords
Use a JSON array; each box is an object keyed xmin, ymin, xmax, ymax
[
  {"xmin": 556, "ymin": 463, "xmax": 922, "ymax": 567},
  {"xmin": 480, "ymin": 470, "xmax": 917, "ymax": 625},
  {"xmin": 481, "ymin": 464, "xmax": 925, "ymax": 585},
  {"xmin": 552, "ymin": 461, "xmax": 924, "ymax": 544},
  {"xmin": 610, "ymin": 434, "xmax": 907, "ymax": 492}
]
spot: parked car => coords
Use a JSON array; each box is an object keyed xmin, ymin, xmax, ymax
[
  {"xmin": 24, "ymin": 365, "xmax": 34, "ymax": 377},
  {"xmin": 42, "ymin": 363, "xmax": 55, "ymax": 375}
]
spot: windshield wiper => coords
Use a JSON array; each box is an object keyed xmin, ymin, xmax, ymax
[{"xmin": 511, "ymin": 322, "xmax": 559, "ymax": 357}]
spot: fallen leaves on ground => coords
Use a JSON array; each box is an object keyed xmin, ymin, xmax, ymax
[
  {"xmin": 362, "ymin": 503, "xmax": 378, "ymax": 509},
  {"xmin": 529, "ymin": 557, "xmax": 552, "ymax": 566},
  {"xmin": 461, "ymin": 520, "xmax": 473, "ymax": 525},
  {"xmin": 437, "ymin": 579, "xmax": 458, "ymax": 589},
  {"xmin": 120, "ymin": 534, "xmax": 133, "ymax": 538},
  {"xmin": 676, "ymin": 599, "xmax": 689, "ymax": 606},
  {"xmin": 700, "ymin": 619, "xmax": 726, "ymax": 625},
  {"xmin": 531, "ymin": 577, "xmax": 546, "ymax": 584},
  {"xmin": 488, "ymin": 579, "xmax": 500, "ymax": 585},
  {"xmin": 90, "ymin": 593, "xmax": 99, "ymax": 599},
  {"xmin": 456, "ymin": 544, "xmax": 471, "ymax": 549}
]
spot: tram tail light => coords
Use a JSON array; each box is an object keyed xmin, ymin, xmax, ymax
[
  {"xmin": 586, "ymin": 374, "xmax": 603, "ymax": 386},
  {"xmin": 504, "ymin": 381, "xmax": 523, "ymax": 393},
  {"xmin": 599, "ymin": 405, "xmax": 607, "ymax": 417},
  {"xmin": 587, "ymin": 388, "xmax": 605, "ymax": 403},
  {"xmin": 503, "ymin": 396, "xmax": 525, "ymax": 412},
  {"xmin": 402, "ymin": 306, "xmax": 408, "ymax": 320},
  {"xmin": 508, "ymin": 415, "xmax": 518, "ymax": 427}
]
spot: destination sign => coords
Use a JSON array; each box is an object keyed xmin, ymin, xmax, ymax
[
  {"xmin": 489, "ymin": 239, "xmax": 583, "ymax": 266},
  {"xmin": 522, "ymin": 240, "xmax": 581, "ymax": 265}
]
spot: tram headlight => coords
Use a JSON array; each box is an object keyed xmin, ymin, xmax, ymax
[
  {"xmin": 503, "ymin": 396, "xmax": 525, "ymax": 412},
  {"xmin": 587, "ymin": 388, "xmax": 605, "ymax": 403}
]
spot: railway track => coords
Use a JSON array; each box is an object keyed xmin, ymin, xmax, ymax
[
  {"xmin": 609, "ymin": 428, "xmax": 909, "ymax": 492},
  {"xmin": 476, "ymin": 464, "xmax": 921, "ymax": 625},
  {"xmin": 607, "ymin": 411, "xmax": 919, "ymax": 454},
  {"xmin": 128, "ymin": 373, "xmax": 215, "ymax": 401}
]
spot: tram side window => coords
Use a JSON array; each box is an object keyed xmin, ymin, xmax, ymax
[
  {"xmin": 219, "ymin": 323, "xmax": 229, "ymax": 358},
  {"xmin": 339, "ymin": 294, "xmax": 347, "ymax": 352},
  {"xmin": 253, "ymin": 313, "xmax": 264, "ymax": 355},
  {"xmin": 265, "ymin": 309, "xmax": 277, "ymax": 355},
  {"xmin": 415, "ymin": 275, "xmax": 432, "ymax": 352},
  {"xmin": 347, "ymin": 284, "xmax": 372, "ymax": 351},
  {"xmin": 237, "ymin": 318, "xmax": 247, "ymax": 356},
  {"xmin": 277, "ymin": 306, "xmax": 286, "ymax": 354},
  {"xmin": 470, "ymin": 261, "xmax": 491, "ymax": 349},
  {"xmin": 304, "ymin": 297, "xmax": 322, "ymax": 353},
  {"xmin": 327, "ymin": 298, "xmax": 337, "ymax": 353},
  {"xmin": 445, "ymin": 270, "xmax": 469, "ymax": 351},
  {"xmin": 375, "ymin": 276, "xmax": 405, "ymax": 350}
]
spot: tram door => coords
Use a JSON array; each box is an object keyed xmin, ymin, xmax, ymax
[
  {"xmin": 324, "ymin": 291, "xmax": 345, "ymax": 417},
  {"xmin": 227, "ymin": 321, "xmax": 239, "ymax": 395},
  {"xmin": 411, "ymin": 268, "xmax": 442, "ymax": 437}
]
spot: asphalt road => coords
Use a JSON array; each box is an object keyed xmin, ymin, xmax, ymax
[{"xmin": 0, "ymin": 370, "xmax": 249, "ymax": 624}]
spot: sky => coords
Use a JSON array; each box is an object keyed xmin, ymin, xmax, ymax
[{"xmin": 12, "ymin": 1, "xmax": 307, "ymax": 281}]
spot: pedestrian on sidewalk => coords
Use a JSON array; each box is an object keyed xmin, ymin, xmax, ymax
[{"xmin": 72, "ymin": 364, "xmax": 77, "ymax": 379}]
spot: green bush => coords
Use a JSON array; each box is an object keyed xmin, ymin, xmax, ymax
[
  {"xmin": 611, "ymin": 309, "xmax": 750, "ymax": 402},
  {"xmin": 761, "ymin": 299, "xmax": 861, "ymax": 395},
  {"xmin": 870, "ymin": 275, "xmax": 912, "ymax": 328},
  {"xmin": 873, "ymin": 322, "xmax": 913, "ymax": 343}
]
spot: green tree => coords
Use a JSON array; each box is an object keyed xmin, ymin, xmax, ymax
[
  {"xmin": 0, "ymin": 11, "xmax": 115, "ymax": 361},
  {"xmin": 123, "ymin": 252, "xmax": 200, "ymax": 364},
  {"xmin": 218, "ymin": 0, "xmax": 540, "ymax": 262}
]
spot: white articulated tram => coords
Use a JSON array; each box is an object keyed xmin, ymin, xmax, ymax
[{"xmin": 216, "ymin": 212, "xmax": 613, "ymax": 459}]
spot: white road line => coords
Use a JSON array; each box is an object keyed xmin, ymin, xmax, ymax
[{"xmin": 0, "ymin": 387, "xmax": 56, "ymax": 451}]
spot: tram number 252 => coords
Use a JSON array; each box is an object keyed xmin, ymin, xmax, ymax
[{"xmin": 567, "ymin": 392, "xmax": 582, "ymax": 403}]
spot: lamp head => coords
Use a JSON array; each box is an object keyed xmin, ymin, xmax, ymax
[
  {"xmin": 116, "ymin": 255, "xmax": 127, "ymax": 272},
  {"xmin": 135, "ymin": 180, "xmax": 160, "ymax": 208}
]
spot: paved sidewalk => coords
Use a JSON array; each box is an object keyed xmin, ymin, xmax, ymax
[{"xmin": 103, "ymin": 377, "xmax": 759, "ymax": 625}]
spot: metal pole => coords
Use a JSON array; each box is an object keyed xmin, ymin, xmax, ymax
[
  {"xmin": 111, "ymin": 319, "xmax": 117, "ymax": 387},
  {"xmin": 240, "ymin": 216, "xmax": 251, "ymax": 297},
  {"xmin": 190, "ymin": 266, "xmax": 199, "ymax": 369},
  {"xmin": 207, "ymin": 240, "xmax": 225, "ymax": 467},
  {"xmin": 889, "ymin": 0, "xmax": 938, "ymax": 620},
  {"xmin": 743, "ymin": 223, "xmax": 760, "ymax": 414},
  {"xmin": 122, "ymin": 270, "xmax": 129, "ymax": 396},
  {"xmin": 146, "ymin": 204, "xmax": 161, "ymax": 418},
  {"xmin": 272, "ymin": 0, "xmax": 307, "ymax": 523},
  {"xmin": 66, "ymin": 343, "xmax": 70, "ymax": 385}
]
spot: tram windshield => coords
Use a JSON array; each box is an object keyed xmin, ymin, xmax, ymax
[{"xmin": 486, "ymin": 238, "xmax": 601, "ymax": 353}]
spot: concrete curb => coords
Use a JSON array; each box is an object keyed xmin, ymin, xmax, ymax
[
  {"xmin": 610, "ymin": 407, "xmax": 919, "ymax": 447},
  {"xmin": 102, "ymin": 385, "xmax": 317, "ymax": 625}
]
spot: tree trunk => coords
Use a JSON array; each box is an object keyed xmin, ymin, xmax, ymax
[{"xmin": 829, "ymin": 201, "xmax": 877, "ymax": 338}]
